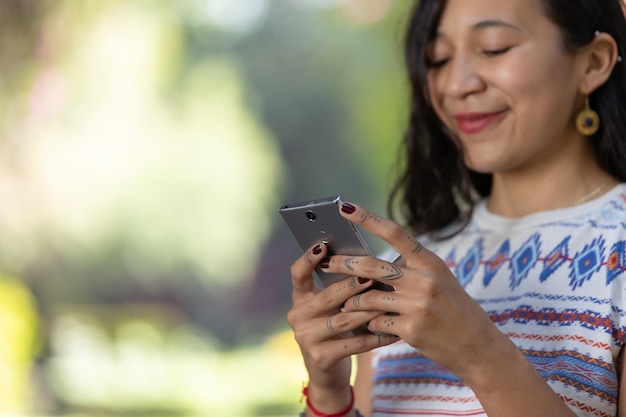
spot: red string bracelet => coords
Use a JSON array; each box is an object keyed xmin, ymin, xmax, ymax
[{"xmin": 301, "ymin": 384, "xmax": 355, "ymax": 417}]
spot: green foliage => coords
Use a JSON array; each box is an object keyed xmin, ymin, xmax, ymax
[
  {"xmin": 0, "ymin": 0, "xmax": 411, "ymax": 414},
  {"xmin": 51, "ymin": 313, "xmax": 305, "ymax": 416},
  {"xmin": 0, "ymin": 276, "xmax": 38, "ymax": 413}
]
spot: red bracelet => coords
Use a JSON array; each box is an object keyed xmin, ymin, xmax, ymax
[{"xmin": 301, "ymin": 385, "xmax": 354, "ymax": 417}]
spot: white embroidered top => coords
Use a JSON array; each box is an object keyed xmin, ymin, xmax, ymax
[{"xmin": 371, "ymin": 184, "xmax": 626, "ymax": 417}]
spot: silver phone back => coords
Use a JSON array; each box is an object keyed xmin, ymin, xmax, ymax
[{"xmin": 279, "ymin": 196, "xmax": 372, "ymax": 289}]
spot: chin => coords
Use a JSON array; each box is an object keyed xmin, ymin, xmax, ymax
[
  {"xmin": 463, "ymin": 156, "xmax": 501, "ymax": 174},
  {"xmin": 462, "ymin": 148, "xmax": 520, "ymax": 174}
]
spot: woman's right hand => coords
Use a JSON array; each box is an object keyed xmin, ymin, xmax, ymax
[{"xmin": 287, "ymin": 242, "xmax": 399, "ymax": 411}]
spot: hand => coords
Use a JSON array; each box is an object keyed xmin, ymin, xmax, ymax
[
  {"xmin": 328, "ymin": 202, "xmax": 506, "ymax": 383},
  {"xmin": 287, "ymin": 241, "xmax": 400, "ymax": 392}
]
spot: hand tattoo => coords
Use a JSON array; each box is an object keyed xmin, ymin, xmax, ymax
[
  {"xmin": 326, "ymin": 318, "xmax": 337, "ymax": 335},
  {"xmin": 359, "ymin": 209, "xmax": 382, "ymax": 225},
  {"xmin": 408, "ymin": 236, "xmax": 422, "ymax": 254},
  {"xmin": 344, "ymin": 257, "xmax": 358, "ymax": 272},
  {"xmin": 380, "ymin": 263, "xmax": 403, "ymax": 280}
]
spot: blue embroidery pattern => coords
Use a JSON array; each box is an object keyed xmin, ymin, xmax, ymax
[
  {"xmin": 525, "ymin": 349, "xmax": 618, "ymax": 403},
  {"xmin": 456, "ymin": 239, "xmax": 482, "ymax": 288},
  {"xmin": 484, "ymin": 240, "xmax": 509, "ymax": 287},
  {"xmin": 607, "ymin": 241, "xmax": 626, "ymax": 285},
  {"xmin": 444, "ymin": 232, "xmax": 626, "ymax": 291},
  {"xmin": 509, "ymin": 233, "xmax": 541, "ymax": 289},
  {"xmin": 569, "ymin": 237, "xmax": 605, "ymax": 290},
  {"xmin": 540, "ymin": 236, "xmax": 570, "ymax": 282},
  {"xmin": 375, "ymin": 348, "xmax": 618, "ymax": 405}
]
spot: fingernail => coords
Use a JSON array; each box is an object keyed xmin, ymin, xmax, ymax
[
  {"xmin": 319, "ymin": 258, "xmax": 330, "ymax": 269},
  {"xmin": 312, "ymin": 244, "xmax": 322, "ymax": 255},
  {"xmin": 341, "ymin": 203, "xmax": 356, "ymax": 214},
  {"xmin": 358, "ymin": 277, "xmax": 369, "ymax": 285}
]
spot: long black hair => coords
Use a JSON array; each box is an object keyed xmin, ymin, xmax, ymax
[{"xmin": 388, "ymin": 0, "xmax": 626, "ymax": 236}]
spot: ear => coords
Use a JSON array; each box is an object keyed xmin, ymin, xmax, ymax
[{"xmin": 578, "ymin": 32, "xmax": 620, "ymax": 95}]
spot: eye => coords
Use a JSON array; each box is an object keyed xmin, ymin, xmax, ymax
[
  {"xmin": 483, "ymin": 46, "xmax": 512, "ymax": 57},
  {"xmin": 427, "ymin": 57, "xmax": 450, "ymax": 69}
]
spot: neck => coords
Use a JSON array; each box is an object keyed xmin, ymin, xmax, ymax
[{"xmin": 486, "ymin": 147, "xmax": 618, "ymax": 218}]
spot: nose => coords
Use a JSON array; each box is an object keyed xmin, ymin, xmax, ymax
[{"xmin": 440, "ymin": 54, "xmax": 485, "ymax": 99}]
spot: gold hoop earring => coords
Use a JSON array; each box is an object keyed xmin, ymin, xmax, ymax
[{"xmin": 575, "ymin": 97, "xmax": 600, "ymax": 136}]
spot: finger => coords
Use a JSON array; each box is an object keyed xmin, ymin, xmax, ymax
[
  {"xmin": 336, "ymin": 332, "xmax": 400, "ymax": 352},
  {"xmin": 310, "ymin": 275, "xmax": 375, "ymax": 314},
  {"xmin": 338, "ymin": 202, "xmax": 427, "ymax": 261},
  {"xmin": 307, "ymin": 333, "xmax": 400, "ymax": 370},
  {"xmin": 289, "ymin": 275, "xmax": 377, "ymax": 333},
  {"xmin": 321, "ymin": 310, "xmax": 384, "ymax": 338},
  {"xmin": 341, "ymin": 286, "xmax": 400, "ymax": 314},
  {"xmin": 367, "ymin": 313, "xmax": 404, "ymax": 336},
  {"xmin": 320, "ymin": 254, "xmax": 406, "ymax": 284},
  {"xmin": 291, "ymin": 243, "xmax": 327, "ymax": 301}
]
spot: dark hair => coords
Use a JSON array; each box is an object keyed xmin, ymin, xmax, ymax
[{"xmin": 388, "ymin": 0, "xmax": 626, "ymax": 236}]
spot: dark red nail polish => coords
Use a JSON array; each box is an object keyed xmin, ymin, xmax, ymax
[
  {"xmin": 341, "ymin": 203, "xmax": 356, "ymax": 214},
  {"xmin": 358, "ymin": 277, "xmax": 370, "ymax": 285},
  {"xmin": 312, "ymin": 244, "xmax": 322, "ymax": 255},
  {"xmin": 319, "ymin": 258, "xmax": 331, "ymax": 269}
]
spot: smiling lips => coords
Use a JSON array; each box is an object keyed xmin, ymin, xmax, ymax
[{"xmin": 454, "ymin": 110, "xmax": 508, "ymax": 134}]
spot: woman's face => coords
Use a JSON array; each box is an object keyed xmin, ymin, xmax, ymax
[{"xmin": 426, "ymin": 0, "xmax": 587, "ymax": 175}]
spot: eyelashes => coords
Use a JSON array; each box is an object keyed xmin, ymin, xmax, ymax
[
  {"xmin": 482, "ymin": 46, "xmax": 512, "ymax": 57},
  {"xmin": 427, "ymin": 46, "xmax": 513, "ymax": 69},
  {"xmin": 427, "ymin": 58, "xmax": 450, "ymax": 69}
]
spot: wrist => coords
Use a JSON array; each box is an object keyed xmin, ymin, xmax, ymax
[
  {"xmin": 463, "ymin": 332, "xmax": 529, "ymax": 394},
  {"xmin": 303, "ymin": 383, "xmax": 354, "ymax": 417}
]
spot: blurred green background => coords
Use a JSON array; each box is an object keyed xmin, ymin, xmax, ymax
[{"xmin": 0, "ymin": 0, "xmax": 410, "ymax": 416}]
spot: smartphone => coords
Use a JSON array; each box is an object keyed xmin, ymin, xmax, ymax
[{"xmin": 279, "ymin": 196, "xmax": 394, "ymax": 292}]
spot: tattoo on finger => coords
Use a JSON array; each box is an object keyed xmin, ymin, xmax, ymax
[
  {"xmin": 359, "ymin": 209, "xmax": 382, "ymax": 225},
  {"xmin": 384, "ymin": 318, "xmax": 395, "ymax": 328},
  {"xmin": 344, "ymin": 257, "xmax": 358, "ymax": 272},
  {"xmin": 326, "ymin": 318, "xmax": 337, "ymax": 335},
  {"xmin": 377, "ymin": 334, "xmax": 381, "ymax": 347},
  {"xmin": 352, "ymin": 294, "xmax": 362, "ymax": 309},
  {"xmin": 408, "ymin": 236, "xmax": 422, "ymax": 254},
  {"xmin": 335, "ymin": 278, "xmax": 358, "ymax": 294},
  {"xmin": 380, "ymin": 263, "xmax": 403, "ymax": 280}
]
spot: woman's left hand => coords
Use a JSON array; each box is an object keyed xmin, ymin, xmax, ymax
[{"xmin": 328, "ymin": 202, "xmax": 509, "ymax": 384}]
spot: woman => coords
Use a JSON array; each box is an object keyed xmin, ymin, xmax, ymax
[{"xmin": 287, "ymin": 0, "xmax": 626, "ymax": 416}]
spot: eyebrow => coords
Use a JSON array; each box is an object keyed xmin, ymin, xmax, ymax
[
  {"xmin": 472, "ymin": 19, "xmax": 524, "ymax": 32},
  {"xmin": 433, "ymin": 19, "xmax": 524, "ymax": 39}
]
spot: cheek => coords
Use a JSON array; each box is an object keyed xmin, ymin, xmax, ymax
[
  {"xmin": 492, "ymin": 50, "xmax": 576, "ymax": 101},
  {"xmin": 426, "ymin": 73, "xmax": 439, "ymax": 106},
  {"xmin": 489, "ymin": 60, "xmax": 536, "ymax": 95},
  {"xmin": 493, "ymin": 57, "xmax": 577, "ymax": 129},
  {"xmin": 426, "ymin": 74, "xmax": 451, "ymax": 126}
]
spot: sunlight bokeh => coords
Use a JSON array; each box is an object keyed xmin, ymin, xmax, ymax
[
  {"xmin": 192, "ymin": 0, "xmax": 270, "ymax": 33},
  {"xmin": 0, "ymin": 277, "xmax": 38, "ymax": 414},
  {"xmin": 50, "ymin": 313, "xmax": 307, "ymax": 416},
  {"xmin": 0, "ymin": 0, "xmax": 408, "ymax": 415},
  {"xmin": 0, "ymin": 0, "xmax": 283, "ymax": 286}
]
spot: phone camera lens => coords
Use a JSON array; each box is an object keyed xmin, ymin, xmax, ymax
[{"xmin": 306, "ymin": 210, "xmax": 316, "ymax": 222}]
